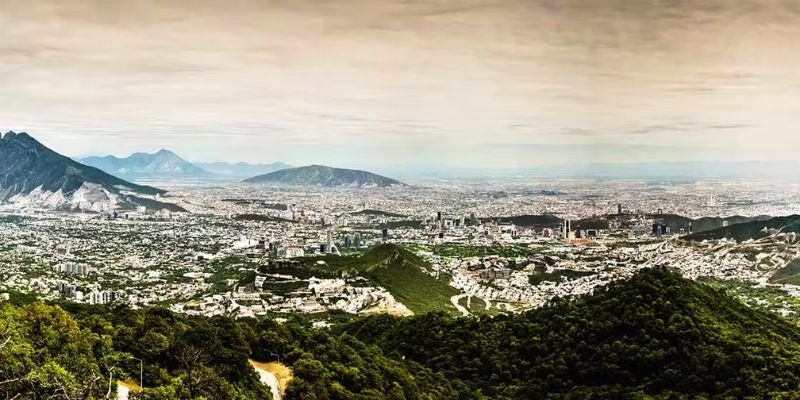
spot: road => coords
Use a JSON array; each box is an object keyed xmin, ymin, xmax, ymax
[
  {"xmin": 250, "ymin": 361, "xmax": 282, "ymax": 400},
  {"xmin": 450, "ymin": 294, "xmax": 470, "ymax": 316}
]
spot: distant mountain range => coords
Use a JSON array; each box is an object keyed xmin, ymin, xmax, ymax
[
  {"xmin": 243, "ymin": 165, "xmax": 408, "ymax": 188},
  {"xmin": 194, "ymin": 161, "xmax": 290, "ymax": 178},
  {"xmin": 79, "ymin": 149, "xmax": 210, "ymax": 180},
  {"xmin": 0, "ymin": 132, "xmax": 184, "ymax": 212}
]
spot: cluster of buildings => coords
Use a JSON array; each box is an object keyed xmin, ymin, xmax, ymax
[{"xmin": 1, "ymin": 179, "xmax": 799, "ymax": 321}]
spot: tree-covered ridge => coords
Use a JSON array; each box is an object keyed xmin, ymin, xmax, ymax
[{"xmin": 344, "ymin": 268, "xmax": 800, "ymax": 399}]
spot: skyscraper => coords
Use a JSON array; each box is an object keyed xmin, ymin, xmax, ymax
[{"xmin": 326, "ymin": 229, "xmax": 333, "ymax": 253}]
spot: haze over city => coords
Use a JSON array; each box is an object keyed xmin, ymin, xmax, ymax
[{"xmin": 1, "ymin": 0, "xmax": 799, "ymax": 170}]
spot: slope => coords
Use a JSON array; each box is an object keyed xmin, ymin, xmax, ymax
[
  {"xmin": 685, "ymin": 215, "xmax": 800, "ymax": 242},
  {"xmin": 260, "ymin": 244, "xmax": 459, "ymax": 315},
  {"xmin": 643, "ymin": 213, "xmax": 772, "ymax": 235},
  {"xmin": 344, "ymin": 268, "xmax": 800, "ymax": 399},
  {"xmin": 357, "ymin": 244, "xmax": 460, "ymax": 315}
]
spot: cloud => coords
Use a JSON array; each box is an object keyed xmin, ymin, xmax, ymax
[{"xmin": 0, "ymin": 0, "xmax": 797, "ymax": 167}]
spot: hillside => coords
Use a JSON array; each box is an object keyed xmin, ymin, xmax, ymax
[
  {"xmin": 80, "ymin": 149, "xmax": 210, "ymax": 180},
  {"xmin": 642, "ymin": 213, "xmax": 771, "ymax": 235},
  {"xmin": 492, "ymin": 215, "xmax": 610, "ymax": 230},
  {"xmin": 769, "ymin": 259, "xmax": 800, "ymax": 285},
  {"xmin": 345, "ymin": 268, "xmax": 800, "ymax": 399},
  {"xmin": 351, "ymin": 209, "xmax": 406, "ymax": 218},
  {"xmin": 243, "ymin": 165, "xmax": 408, "ymax": 188},
  {"xmin": 493, "ymin": 214, "xmax": 562, "ymax": 228},
  {"xmin": 685, "ymin": 215, "xmax": 800, "ymax": 242},
  {"xmin": 0, "ymin": 132, "xmax": 183, "ymax": 212},
  {"xmin": 260, "ymin": 244, "xmax": 459, "ymax": 315},
  {"xmin": 357, "ymin": 244, "xmax": 460, "ymax": 314}
]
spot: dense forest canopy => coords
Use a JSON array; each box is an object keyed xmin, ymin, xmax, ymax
[{"xmin": 3, "ymin": 269, "xmax": 800, "ymax": 399}]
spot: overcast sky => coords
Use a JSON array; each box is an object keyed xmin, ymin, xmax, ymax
[{"xmin": 1, "ymin": 0, "xmax": 799, "ymax": 168}]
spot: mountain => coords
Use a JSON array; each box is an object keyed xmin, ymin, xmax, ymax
[
  {"xmin": 195, "ymin": 161, "xmax": 290, "ymax": 178},
  {"xmin": 685, "ymin": 215, "xmax": 800, "ymax": 242},
  {"xmin": 0, "ymin": 132, "xmax": 184, "ymax": 212},
  {"xmin": 79, "ymin": 149, "xmax": 210, "ymax": 180},
  {"xmin": 346, "ymin": 267, "xmax": 800, "ymax": 399},
  {"xmin": 243, "ymin": 165, "xmax": 408, "ymax": 188}
]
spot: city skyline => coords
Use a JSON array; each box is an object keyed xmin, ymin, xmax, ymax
[{"xmin": 1, "ymin": 0, "xmax": 799, "ymax": 168}]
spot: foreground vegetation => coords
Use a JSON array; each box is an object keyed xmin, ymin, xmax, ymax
[
  {"xmin": 4, "ymin": 268, "xmax": 800, "ymax": 399},
  {"xmin": 0, "ymin": 296, "xmax": 456, "ymax": 399}
]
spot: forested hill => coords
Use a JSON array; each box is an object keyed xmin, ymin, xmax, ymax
[
  {"xmin": 344, "ymin": 268, "xmax": 800, "ymax": 399},
  {"xmin": 4, "ymin": 269, "xmax": 800, "ymax": 399}
]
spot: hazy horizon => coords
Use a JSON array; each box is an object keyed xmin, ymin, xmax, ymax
[{"xmin": 1, "ymin": 0, "xmax": 799, "ymax": 169}]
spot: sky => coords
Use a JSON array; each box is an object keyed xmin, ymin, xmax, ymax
[{"xmin": 0, "ymin": 0, "xmax": 799, "ymax": 169}]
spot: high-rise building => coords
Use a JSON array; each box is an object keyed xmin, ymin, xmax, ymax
[
  {"xmin": 382, "ymin": 228, "xmax": 389, "ymax": 242},
  {"xmin": 326, "ymin": 230, "xmax": 333, "ymax": 253},
  {"xmin": 561, "ymin": 219, "xmax": 572, "ymax": 239},
  {"xmin": 88, "ymin": 290, "xmax": 121, "ymax": 305},
  {"xmin": 652, "ymin": 223, "xmax": 664, "ymax": 236},
  {"xmin": 618, "ymin": 204, "xmax": 623, "ymax": 215}
]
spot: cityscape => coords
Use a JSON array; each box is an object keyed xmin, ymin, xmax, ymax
[
  {"xmin": 3, "ymin": 172, "xmax": 800, "ymax": 323},
  {"xmin": 3, "ymin": 0, "xmax": 800, "ymax": 399}
]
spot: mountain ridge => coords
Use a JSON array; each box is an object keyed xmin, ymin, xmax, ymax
[
  {"xmin": 79, "ymin": 149, "xmax": 210, "ymax": 180},
  {"xmin": 0, "ymin": 132, "xmax": 184, "ymax": 212}
]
